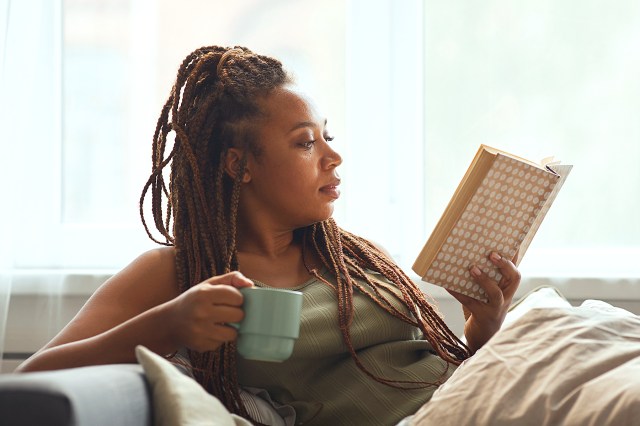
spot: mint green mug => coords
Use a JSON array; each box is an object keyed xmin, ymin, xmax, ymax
[{"xmin": 233, "ymin": 287, "xmax": 303, "ymax": 362}]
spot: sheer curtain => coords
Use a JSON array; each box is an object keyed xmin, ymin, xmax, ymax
[
  {"xmin": 0, "ymin": 0, "xmax": 14, "ymax": 371},
  {"xmin": 0, "ymin": 0, "xmax": 70, "ymax": 372}
]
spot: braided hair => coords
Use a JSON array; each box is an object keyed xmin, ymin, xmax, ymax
[{"xmin": 140, "ymin": 45, "xmax": 471, "ymax": 418}]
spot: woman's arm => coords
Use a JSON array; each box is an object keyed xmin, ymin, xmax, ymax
[{"xmin": 16, "ymin": 248, "xmax": 253, "ymax": 372}]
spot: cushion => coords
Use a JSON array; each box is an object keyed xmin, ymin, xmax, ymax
[
  {"xmin": 411, "ymin": 300, "xmax": 640, "ymax": 425},
  {"xmin": 136, "ymin": 346, "xmax": 251, "ymax": 426},
  {"xmin": 458, "ymin": 285, "xmax": 571, "ymax": 345},
  {"xmin": 503, "ymin": 285, "xmax": 571, "ymax": 328},
  {"xmin": 136, "ymin": 346, "xmax": 293, "ymax": 426}
]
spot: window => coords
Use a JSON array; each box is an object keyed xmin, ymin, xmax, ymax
[
  {"xmin": 420, "ymin": 1, "xmax": 640, "ymax": 278},
  {"xmin": 3, "ymin": 0, "xmax": 639, "ymax": 281},
  {"xmin": 4, "ymin": 0, "xmax": 348, "ymax": 270}
]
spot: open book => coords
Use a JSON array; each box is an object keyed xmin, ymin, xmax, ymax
[{"xmin": 412, "ymin": 145, "xmax": 572, "ymax": 302}]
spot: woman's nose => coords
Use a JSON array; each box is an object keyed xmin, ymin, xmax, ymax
[{"xmin": 323, "ymin": 141, "xmax": 342, "ymax": 169}]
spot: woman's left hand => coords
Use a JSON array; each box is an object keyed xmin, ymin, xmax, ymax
[{"xmin": 447, "ymin": 251, "xmax": 521, "ymax": 354}]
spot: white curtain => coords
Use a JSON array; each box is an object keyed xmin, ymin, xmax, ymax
[
  {"xmin": 0, "ymin": 0, "xmax": 13, "ymax": 371},
  {"xmin": 0, "ymin": 0, "xmax": 71, "ymax": 372}
]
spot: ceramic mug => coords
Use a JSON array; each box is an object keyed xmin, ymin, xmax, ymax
[{"xmin": 232, "ymin": 287, "xmax": 303, "ymax": 362}]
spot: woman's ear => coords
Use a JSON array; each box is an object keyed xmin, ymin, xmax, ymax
[{"xmin": 224, "ymin": 148, "xmax": 251, "ymax": 183}]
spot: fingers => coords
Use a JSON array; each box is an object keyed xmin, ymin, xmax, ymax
[
  {"xmin": 209, "ymin": 323, "xmax": 239, "ymax": 342},
  {"xmin": 488, "ymin": 251, "xmax": 521, "ymax": 300},
  {"xmin": 179, "ymin": 299, "xmax": 244, "ymax": 352},
  {"xmin": 199, "ymin": 271, "xmax": 254, "ymax": 307},
  {"xmin": 461, "ymin": 251, "xmax": 521, "ymax": 306},
  {"xmin": 188, "ymin": 324, "xmax": 238, "ymax": 353},
  {"xmin": 469, "ymin": 264, "xmax": 504, "ymax": 306},
  {"xmin": 192, "ymin": 284, "xmax": 244, "ymax": 307},
  {"xmin": 196, "ymin": 271, "xmax": 253, "ymax": 323},
  {"xmin": 446, "ymin": 288, "xmax": 477, "ymax": 308},
  {"xmin": 209, "ymin": 305, "xmax": 245, "ymax": 324},
  {"xmin": 206, "ymin": 271, "xmax": 254, "ymax": 289}
]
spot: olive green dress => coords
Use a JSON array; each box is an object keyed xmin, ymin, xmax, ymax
[{"xmin": 237, "ymin": 270, "xmax": 457, "ymax": 425}]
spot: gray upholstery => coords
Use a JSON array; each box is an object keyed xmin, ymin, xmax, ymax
[{"xmin": 0, "ymin": 364, "xmax": 152, "ymax": 426}]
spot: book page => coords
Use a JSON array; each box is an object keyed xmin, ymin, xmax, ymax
[{"xmin": 421, "ymin": 154, "xmax": 559, "ymax": 302}]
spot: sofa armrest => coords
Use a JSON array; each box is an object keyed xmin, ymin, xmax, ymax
[{"xmin": 0, "ymin": 363, "xmax": 152, "ymax": 426}]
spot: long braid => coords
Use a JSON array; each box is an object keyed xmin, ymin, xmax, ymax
[
  {"xmin": 140, "ymin": 45, "xmax": 470, "ymax": 422},
  {"xmin": 140, "ymin": 45, "xmax": 290, "ymax": 420},
  {"xmin": 307, "ymin": 219, "xmax": 470, "ymax": 389}
]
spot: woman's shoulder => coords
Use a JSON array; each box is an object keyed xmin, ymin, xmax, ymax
[
  {"xmin": 136, "ymin": 246, "xmax": 177, "ymax": 266},
  {"xmin": 125, "ymin": 246, "xmax": 177, "ymax": 280},
  {"xmin": 98, "ymin": 246, "xmax": 180, "ymax": 304}
]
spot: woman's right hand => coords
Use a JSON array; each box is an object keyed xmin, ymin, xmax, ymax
[{"xmin": 166, "ymin": 271, "xmax": 254, "ymax": 353}]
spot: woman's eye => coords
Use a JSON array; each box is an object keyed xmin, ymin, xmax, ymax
[
  {"xmin": 324, "ymin": 135, "xmax": 335, "ymax": 142},
  {"xmin": 301, "ymin": 140, "xmax": 315, "ymax": 149}
]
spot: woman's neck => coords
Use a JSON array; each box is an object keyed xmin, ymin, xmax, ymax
[
  {"xmin": 236, "ymin": 227, "xmax": 317, "ymax": 288},
  {"xmin": 237, "ymin": 228, "xmax": 297, "ymax": 258}
]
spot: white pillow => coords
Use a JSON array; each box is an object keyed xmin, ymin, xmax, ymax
[
  {"xmin": 502, "ymin": 285, "xmax": 571, "ymax": 328},
  {"xmin": 411, "ymin": 301, "xmax": 640, "ymax": 426},
  {"xmin": 458, "ymin": 285, "xmax": 571, "ymax": 345},
  {"xmin": 135, "ymin": 345, "xmax": 252, "ymax": 426}
]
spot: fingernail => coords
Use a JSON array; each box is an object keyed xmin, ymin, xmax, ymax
[
  {"xmin": 470, "ymin": 266, "xmax": 481, "ymax": 277},
  {"xmin": 490, "ymin": 252, "xmax": 502, "ymax": 262}
]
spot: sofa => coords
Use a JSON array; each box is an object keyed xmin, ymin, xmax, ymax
[
  {"xmin": 0, "ymin": 363, "xmax": 152, "ymax": 426},
  {"xmin": 0, "ymin": 346, "xmax": 286, "ymax": 426}
]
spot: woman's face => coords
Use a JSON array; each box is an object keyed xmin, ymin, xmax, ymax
[{"xmin": 238, "ymin": 86, "xmax": 342, "ymax": 230}]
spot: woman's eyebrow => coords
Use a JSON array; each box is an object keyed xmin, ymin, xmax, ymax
[{"xmin": 288, "ymin": 118, "xmax": 328, "ymax": 133}]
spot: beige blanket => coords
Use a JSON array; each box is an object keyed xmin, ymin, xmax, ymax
[{"xmin": 411, "ymin": 300, "xmax": 640, "ymax": 426}]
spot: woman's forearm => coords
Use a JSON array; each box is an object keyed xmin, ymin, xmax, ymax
[{"xmin": 15, "ymin": 302, "xmax": 179, "ymax": 373}]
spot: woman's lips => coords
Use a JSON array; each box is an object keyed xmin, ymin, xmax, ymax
[{"xmin": 320, "ymin": 180, "xmax": 341, "ymax": 199}]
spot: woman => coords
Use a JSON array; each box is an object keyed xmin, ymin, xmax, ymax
[{"xmin": 18, "ymin": 46, "xmax": 520, "ymax": 424}]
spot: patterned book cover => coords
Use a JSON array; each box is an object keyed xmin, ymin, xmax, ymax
[{"xmin": 416, "ymin": 152, "xmax": 570, "ymax": 302}]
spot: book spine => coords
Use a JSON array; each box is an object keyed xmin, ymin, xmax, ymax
[{"xmin": 412, "ymin": 148, "xmax": 495, "ymax": 276}]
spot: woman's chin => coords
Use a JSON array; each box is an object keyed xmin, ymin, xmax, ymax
[{"xmin": 300, "ymin": 212, "xmax": 334, "ymax": 228}]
